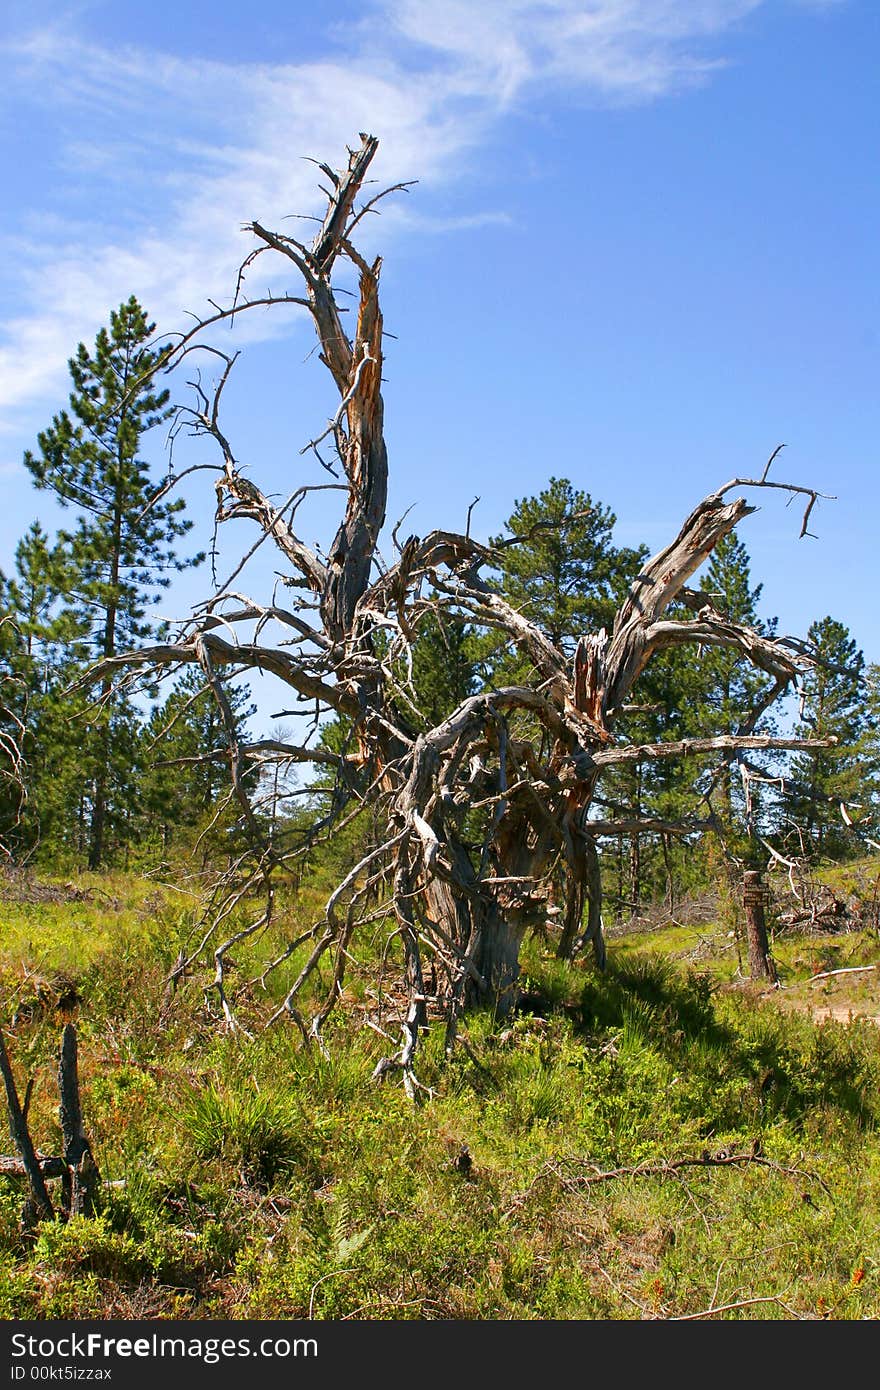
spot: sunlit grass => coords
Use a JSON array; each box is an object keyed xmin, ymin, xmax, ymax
[{"xmin": 1, "ymin": 866, "xmax": 880, "ymax": 1319}]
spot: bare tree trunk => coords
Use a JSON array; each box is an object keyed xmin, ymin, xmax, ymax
[
  {"xmin": 662, "ymin": 833, "xmax": 674, "ymax": 912},
  {"xmin": 743, "ymin": 868, "xmax": 778, "ymax": 983},
  {"xmin": 628, "ymin": 766, "xmax": 643, "ymax": 910},
  {"xmin": 88, "ymin": 754, "xmax": 107, "ymax": 870},
  {"xmin": 0, "ymin": 1026, "xmax": 99, "ymax": 1224},
  {"xmin": 58, "ymin": 1024, "xmax": 99, "ymax": 1217},
  {"xmin": 82, "ymin": 136, "xmax": 838, "ymax": 1070},
  {"xmin": 616, "ymin": 835, "xmax": 624, "ymax": 915},
  {"xmin": 0, "ymin": 1030, "xmax": 54, "ymax": 1222},
  {"xmin": 629, "ymin": 834, "xmax": 641, "ymax": 911}
]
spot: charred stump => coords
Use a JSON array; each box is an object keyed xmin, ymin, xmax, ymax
[
  {"xmin": 0, "ymin": 1028, "xmax": 53, "ymax": 1223},
  {"xmin": 0, "ymin": 1024, "xmax": 99, "ymax": 1225},
  {"xmin": 58, "ymin": 1024, "xmax": 99, "ymax": 1217}
]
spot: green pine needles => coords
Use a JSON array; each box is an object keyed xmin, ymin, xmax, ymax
[{"xmin": 19, "ymin": 297, "xmax": 204, "ymax": 867}]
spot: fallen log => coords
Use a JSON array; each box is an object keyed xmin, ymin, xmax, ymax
[{"xmin": 0, "ymin": 1154, "xmax": 66, "ymax": 1178}]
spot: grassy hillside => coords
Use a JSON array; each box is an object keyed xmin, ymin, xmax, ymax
[{"xmin": 1, "ymin": 863, "xmax": 879, "ymax": 1321}]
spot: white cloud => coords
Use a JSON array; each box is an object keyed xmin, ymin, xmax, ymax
[
  {"xmin": 384, "ymin": 0, "xmax": 765, "ymax": 96},
  {"xmin": 0, "ymin": 1, "xmax": 827, "ymax": 424}
]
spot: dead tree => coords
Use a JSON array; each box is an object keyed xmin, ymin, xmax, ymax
[
  {"xmin": 0, "ymin": 1028, "xmax": 53, "ymax": 1223},
  {"xmin": 57, "ymin": 1023, "xmax": 100, "ymax": 1217},
  {"xmin": 0, "ymin": 1023, "xmax": 99, "ymax": 1225},
  {"xmin": 88, "ymin": 135, "xmax": 836, "ymax": 1090}
]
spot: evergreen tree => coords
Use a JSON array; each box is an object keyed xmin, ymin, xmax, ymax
[
  {"xmin": 491, "ymin": 477, "xmax": 646, "ymax": 651},
  {"xmin": 790, "ymin": 616, "xmax": 866, "ymax": 855},
  {"xmin": 3, "ymin": 524, "xmax": 74, "ymax": 669},
  {"xmin": 859, "ymin": 664, "xmax": 880, "ymax": 837},
  {"xmin": 23, "ymin": 297, "xmax": 203, "ymax": 867},
  {"xmin": 679, "ymin": 530, "xmax": 779, "ymax": 837},
  {"xmin": 409, "ymin": 609, "xmax": 476, "ymax": 729},
  {"xmin": 482, "ymin": 478, "xmax": 646, "ymax": 687},
  {"xmin": 0, "ymin": 613, "xmax": 27, "ymax": 852},
  {"xmin": 0, "ymin": 524, "xmax": 90, "ymax": 858},
  {"xmin": 141, "ymin": 667, "xmax": 256, "ymax": 861},
  {"xmin": 475, "ymin": 479, "xmax": 646, "ymax": 910}
]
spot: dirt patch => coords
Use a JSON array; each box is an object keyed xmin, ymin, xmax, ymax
[
  {"xmin": 809, "ymin": 1004, "xmax": 880, "ymax": 1026},
  {"xmin": 765, "ymin": 965, "xmax": 880, "ymax": 1029}
]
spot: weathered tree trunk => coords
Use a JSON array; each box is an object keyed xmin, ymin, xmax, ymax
[
  {"xmin": 476, "ymin": 914, "xmax": 527, "ymax": 1014},
  {"xmin": 0, "ymin": 1030, "xmax": 54, "ymax": 1222},
  {"xmin": 58, "ymin": 1024, "xmax": 100, "ymax": 1217},
  {"xmin": 85, "ymin": 135, "xmax": 838, "ymax": 1079},
  {"xmin": 0, "ymin": 1025, "xmax": 99, "ymax": 1224},
  {"xmin": 743, "ymin": 868, "xmax": 778, "ymax": 984},
  {"xmin": 629, "ymin": 833, "xmax": 641, "ymax": 911}
]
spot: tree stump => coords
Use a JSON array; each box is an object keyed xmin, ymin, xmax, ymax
[
  {"xmin": 58, "ymin": 1024, "xmax": 99, "ymax": 1217},
  {"xmin": 0, "ymin": 1023, "xmax": 99, "ymax": 1226}
]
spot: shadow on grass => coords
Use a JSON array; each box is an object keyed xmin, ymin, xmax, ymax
[{"xmin": 577, "ymin": 952, "xmax": 878, "ymax": 1130}]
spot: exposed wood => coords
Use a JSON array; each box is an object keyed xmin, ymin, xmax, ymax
[
  {"xmin": 808, "ymin": 965, "xmax": 877, "ymax": 983},
  {"xmin": 84, "ymin": 135, "xmax": 842, "ymax": 1068},
  {"xmin": 0, "ymin": 1154, "xmax": 66, "ymax": 1178},
  {"xmin": 0, "ymin": 1027, "xmax": 99, "ymax": 1223},
  {"xmin": 503, "ymin": 1147, "xmax": 829, "ymax": 1219}
]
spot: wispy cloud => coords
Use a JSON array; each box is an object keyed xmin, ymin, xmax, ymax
[
  {"xmin": 0, "ymin": 1, "xmax": 816, "ymax": 425},
  {"xmin": 384, "ymin": 0, "xmax": 765, "ymax": 98}
]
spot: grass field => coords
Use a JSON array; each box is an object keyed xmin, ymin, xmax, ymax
[{"xmin": 1, "ymin": 861, "xmax": 879, "ymax": 1320}]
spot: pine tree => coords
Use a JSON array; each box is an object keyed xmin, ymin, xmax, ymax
[
  {"xmin": 860, "ymin": 664, "xmax": 880, "ymax": 838},
  {"xmin": 0, "ymin": 613, "xmax": 27, "ymax": 852},
  {"xmin": 494, "ymin": 477, "xmax": 645, "ymax": 647},
  {"xmin": 409, "ymin": 609, "xmax": 476, "ymax": 729},
  {"xmin": 23, "ymin": 297, "xmax": 203, "ymax": 867},
  {"xmin": 790, "ymin": 616, "xmax": 866, "ymax": 855},
  {"xmin": 140, "ymin": 667, "xmax": 256, "ymax": 862},
  {"xmin": 0, "ymin": 524, "xmax": 90, "ymax": 857},
  {"xmin": 603, "ymin": 531, "xmax": 777, "ymax": 908},
  {"xmin": 475, "ymin": 479, "xmax": 647, "ymax": 912},
  {"xmin": 482, "ymin": 477, "xmax": 646, "ymax": 685},
  {"xmin": 679, "ymin": 530, "xmax": 779, "ymax": 837}
]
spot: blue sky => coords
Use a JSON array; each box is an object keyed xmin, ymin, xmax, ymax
[{"xmin": 1, "ymin": 0, "xmax": 877, "ymax": 726}]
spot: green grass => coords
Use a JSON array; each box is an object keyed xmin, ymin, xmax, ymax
[{"xmin": 1, "ymin": 867, "xmax": 880, "ymax": 1320}]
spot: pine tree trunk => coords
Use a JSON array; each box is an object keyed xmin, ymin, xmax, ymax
[
  {"xmin": 87, "ymin": 768, "xmax": 106, "ymax": 871},
  {"xmin": 629, "ymin": 768, "xmax": 642, "ymax": 910},
  {"xmin": 662, "ymin": 833, "xmax": 674, "ymax": 912},
  {"xmin": 616, "ymin": 835, "xmax": 624, "ymax": 914},
  {"xmin": 743, "ymin": 869, "xmax": 778, "ymax": 983},
  {"xmin": 629, "ymin": 833, "xmax": 641, "ymax": 909},
  {"xmin": 89, "ymin": 493, "xmax": 123, "ymax": 872}
]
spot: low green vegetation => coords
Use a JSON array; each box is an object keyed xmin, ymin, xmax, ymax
[{"xmin": 1, "ymin": 867, "xmax": 879, "ymax": 1321}]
